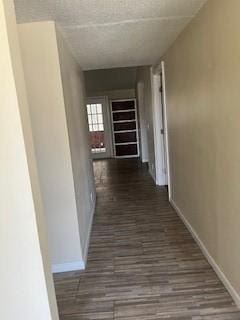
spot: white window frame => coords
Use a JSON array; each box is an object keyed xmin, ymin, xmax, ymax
[{"xmin": 86, "ymin": 96, "xmax": 113, "ymax": 159}]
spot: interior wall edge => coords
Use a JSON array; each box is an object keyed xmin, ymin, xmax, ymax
[
  {"xmin": 83, "ymin": 192, "xmax": 97, "ymax": 265},
  {"xmin": 170, "ymin": 197, "xmax": 240, "ymax": 309},
  {"xmin": 51, "ymin": 193, "xmax": 96, "ymax": 274},
  {"xmin": 52, "ymin": 260, "xmax": 85, "ymax": 274}
]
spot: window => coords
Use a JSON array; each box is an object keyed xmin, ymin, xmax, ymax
[{"xmin": 86, "ymin": 103, "xmax": 106, "ymax": 153}]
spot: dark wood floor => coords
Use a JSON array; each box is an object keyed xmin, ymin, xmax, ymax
[{"xmin": 54, "ymin": 159, "xmax": 240, "ymax": 320}]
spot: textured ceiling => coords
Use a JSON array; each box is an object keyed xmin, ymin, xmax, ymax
[{"xmin": 14, "ymin": 0, "xmax": 206, "ymax": 70}]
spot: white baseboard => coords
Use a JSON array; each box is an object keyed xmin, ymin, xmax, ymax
[
  {"xmin": 52, "ymin": 260, "xmax": 85, "ymax": 273},
  {"xmin": 52, "ymin": 195, "xmax": 96, "ymax": 274},
  {"xmin": 170, "ymin": 198, "xmax": 240, "ymax": 308},
  {"xmin": 83, "ymin": 194, "xmax": 96, "ymax": 265},
  {"xmin": 156, "ymin": 175, "xmax": 166, "ymax": 187}
]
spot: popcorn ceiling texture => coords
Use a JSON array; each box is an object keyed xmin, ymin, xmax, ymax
[{"xmin": 14, "ymin": 0, "xmax": 206, "ymax": 70}]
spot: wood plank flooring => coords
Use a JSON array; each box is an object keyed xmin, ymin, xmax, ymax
[{"xmin": 54, "ymin": 159, "xmax": 240, "ymax": 320}]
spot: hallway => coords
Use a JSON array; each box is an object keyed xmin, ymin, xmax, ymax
[{"xmin": 54, "ymin": 159, "xmax": 240, "ymax": 320}]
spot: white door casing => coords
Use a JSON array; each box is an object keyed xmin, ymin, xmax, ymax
[
  {"xmin": 151, "ymin": 68, "xmax": 166, "ymax": 186},
  {"xmin": 86, "ymin": 96, "xmax": 113, "ymax": 159},
  {"xmin": 161, "ymin": 61, "xmax": 171, "ymax": 199}
]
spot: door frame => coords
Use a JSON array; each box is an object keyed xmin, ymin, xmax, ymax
[
  {"xmin": 151, "ymin": 61, "xmax": 171, "ymax": 199},
  {"xmin": 86, "ymin": 96, "xmax": 113, "ymax": 159},
  {"xmin": 110, "ymin": 98, "xmax": 140, "ymax": 158},
  {"xmin": 160, "ymin": 61, "xmax": 171, "ymax": 200}
]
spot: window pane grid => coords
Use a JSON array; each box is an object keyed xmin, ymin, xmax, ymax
[{"xmin": 86, "ymin": 103, "xmax": 106, "ymax": 154}]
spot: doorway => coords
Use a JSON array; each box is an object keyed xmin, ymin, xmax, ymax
[
  {"xmin": 86, "ymin": 97, "xmax": 113, "ymax": 159},
  {"xmin": 160, "ymin": 61, "xmax": 171, "ymax": 198},
  {"xmin": 151, "ymin": 62, "xmax": 171, "ymax": 198}
]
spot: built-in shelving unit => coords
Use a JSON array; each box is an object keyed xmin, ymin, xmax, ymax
[{"xmin": 110, "ymin": 99, "xmax": 139, "ymax": 158}]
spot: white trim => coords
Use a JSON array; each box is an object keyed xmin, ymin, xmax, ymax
[
  {"xmin": 115, "ymin": 129, "xmax": 137, "ymax": 133},
  {"xmin": 52, "ymin": 260, "xmax": 85, "ymax": 273},
  {"xmin": 110, "ymin": 100, "xmax": 116, "ymax": 156},
  {"xmin": 111, "ymin": 98, "xmax": 135, "ymax": 102},
  {"xmin": 161, "ymin": 61, "xmax": 172, "ymax": 199},
  {"xmin": 86, "ymin": 96, "xmax": 113, "ymax": 159},
  {"xmin": 150, "ymin": 68, "xmax": 166, "ymax": 186},
  {"xmin": 113, "ymin": 119, "xmax": 136, "ymax": 123},
  {"xmin": 115, "ymin": 154, "xmax": 139, "ymax": 159},
  {"xmin": 110, "ymin": 98, "xmax": 140, "ymax": 158},
  {"xmin": 170, "ymin": 198, "xmax": 240, "ymax": 308},
  {"xmin": 112, "ymin": 109, "xmax": 136, "ymax": 113},
  {"xmin": 115, "ymin": 142, "xmax": 137, "ymax": 145},
  {"xmin": 135, "ymin": 99, "xmax": 141, "ymax": 158},
  {"xmin": 82, "ymin": 194, "xmax": 96, "ymax": 264}
]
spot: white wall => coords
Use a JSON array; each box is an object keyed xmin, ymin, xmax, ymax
[
  {"xmin": 56, "ymin": 27, "xmax": 96, "ymax": 261},
  {"xmin": 136, "ymin": 66, "xmax": 156, "ymax": 180},
  {"xmin": 18, "ymin": 21, "xmax": 95, "ymax": 271},
  {"xmin": 0, "ymin": 1, "xmax": 58, "ymax": 318},
  {"xmin": 163, "ymin": 0, "xmax": 240, "ymax": 305},
  {"xmin": 150, "ymin": 70, "xmax": 167, "ymax": 186},
  {"xmin": 136, "ymin": 67, "xmax": 166, "ymax": 185}
]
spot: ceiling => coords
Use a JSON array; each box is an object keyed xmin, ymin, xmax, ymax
[{"xmin": 14, "ymin": 0, "xmax": 206, "ymax": 70}]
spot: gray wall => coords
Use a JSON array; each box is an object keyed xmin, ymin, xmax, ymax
[
  {"xmin": 56, "ymin": 27, "xmax": 96, "ymax": 261},
  {"xmin": 136, "ymin": 82, "xmax": 149, "ymax": 163},
  {"xmin": 19, "ymin": 21, "xmax": 95, "ymax": 271},
  {"xmin": 84, "ymin": 67, "xmax": 137, "ymax": 95}
]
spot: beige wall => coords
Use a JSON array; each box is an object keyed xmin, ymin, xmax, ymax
[
  {"xmin": 0, "ymin": 1, "xmax": 58, "ymax": 318},
  {"xmin": 56, "ymin": 27, "xmax": 96, "ymax": 261},
  {"xmin": 163, "ymin": 0, "xmax": 240, "ymax": 300},
  {"xmin": 18, "ymin": 21, "xmax": 95, "ymax": 270},
  {"xmin": 136, "ymin": 66, "xmax": 156, "ymax": 179}
]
